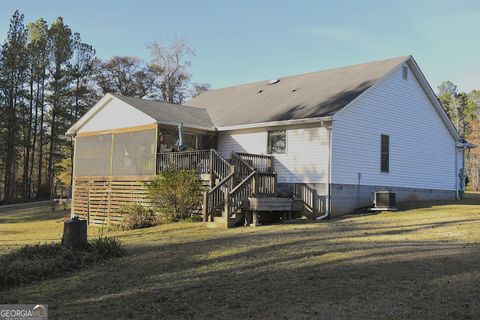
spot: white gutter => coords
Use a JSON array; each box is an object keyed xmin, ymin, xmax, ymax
[
  {"xmin": 216, "ymin": 116, "xmax": 333, "ymax": 132},
  {"xmin": 316, "ymin": 123, "xmax": 333, "ymax": 220}
]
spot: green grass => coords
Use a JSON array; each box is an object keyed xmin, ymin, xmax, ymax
[{"xmin": 1, "ymin": 196, "xmax": 480, "ymax": 319}]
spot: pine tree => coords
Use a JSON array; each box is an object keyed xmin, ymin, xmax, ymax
[
  {"xmin": 0, "ymin": 11, "xmax": 28, "ymax": 202},
  {"xmin": 46, "ymin": 17, "xmax": 73, "ymax": 197}
]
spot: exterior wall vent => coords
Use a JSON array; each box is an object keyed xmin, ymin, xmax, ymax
[{"xmin": 402, "ymin": 66, "xmax": 408, "ymax": 80}]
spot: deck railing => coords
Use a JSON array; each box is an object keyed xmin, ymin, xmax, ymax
[
  {"xmin": 234, "ymin": 152, "xmax": 274, "ymax": 173},
  {"xmin": 157, "ymin": 149, "xmax": 280, "ymax": 225},
  {"xmin": 157, "ymin": 149, "xmax": 233, "ymax": 180},
  {"xmin": 255, "ymin": 172, "xmax": 277, "ymax": 197},
  {"xmin": 157, "ymin": 150, "xmax": 211, "ymax": 173},
  {"xmin": 293, "ymin": 183, "xmax": 326, "ymax": 214}
]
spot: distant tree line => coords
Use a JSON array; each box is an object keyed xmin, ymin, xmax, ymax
[
  {"xmin": 437, "ymin": 81, "xmax": 480, "ymax": 191},
  {"xmin": 0, "ymin": 10, "xmax": 208, "ymax": 203}
]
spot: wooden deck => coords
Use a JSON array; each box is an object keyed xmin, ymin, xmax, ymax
[{"xmin": 72, "ymin": 149, "xmax": 324, "ymax": 227}]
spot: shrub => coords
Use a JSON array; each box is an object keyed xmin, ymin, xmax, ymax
[
  {"xmin": 147, "ymin": 169, "xmax": 204, "ymax": 222},
  {"xmin": 0, "ymin": 237, "xmax": 125, "ymax": 290},
  {"xmin": 119, "ymin": 204, "xmax": 160, "ymax": 230},
  {"xmin": 89, "ymin": 237, "xmax": 126, "ymax": 259}
]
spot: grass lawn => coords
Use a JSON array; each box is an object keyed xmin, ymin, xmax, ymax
[{"xmin": 1, "ymin": 195, "xmax": 480, "ymax": 319}]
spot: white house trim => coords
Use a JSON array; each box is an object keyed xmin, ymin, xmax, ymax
[{"xmin": 216, "ymin": 116, "xmax": 333, "ymax": 131}]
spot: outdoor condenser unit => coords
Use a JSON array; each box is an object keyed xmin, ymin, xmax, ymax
[{"xmin": 372, "ymin": 191, "xmax": 397, "ymax": 211}]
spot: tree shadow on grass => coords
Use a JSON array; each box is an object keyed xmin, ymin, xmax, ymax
[
  {"xmin": 0, "ymin": 207, "xmax": 68, "ymax": 224},
  {"xmin": 2, "ymin": 217, "xmax": 480, "ymax": 320}
]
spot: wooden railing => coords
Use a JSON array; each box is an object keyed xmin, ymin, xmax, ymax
[
  {"xmin": 234, "ymin": 152, "xmax": 274, "ymax": 173},
  {"xmin": 157, "ymin": 150, "xmax": 210, "ymax": 173},
  {"xmin": 157, "ymin": 149, "xmax": 280, "ymax": 225},
  {"xmin": 231, "ymin": 152, "xmax": 255, "ymax": 181},
  {"xmin": 203, "ymin": 171, "xmax": 234, "ymax": 222},
  {"xmin": 157, "ymin": 149, "xmax": 233, "ymax": 180},
  {"xmin": 293, "ymin": 183, "xmax": 326, "ymax": 214},
  {"xmin": 226, "ymin": 171, "xmax": 278, "ymax": 219},
  {"xmin": 255, "ymin": 172, "xmax": 277, "ymax": 197},
  {"xmin": 227, "ymin": 171, "xmax": 256, "ymax": 219},
  {"xmin": 210, "ymin": 149, "xmax": 232, "ymax": 180}
]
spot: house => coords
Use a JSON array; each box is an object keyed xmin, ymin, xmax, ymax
[{"xmin": 67, "ymin": 55, "xmax": 471, "ymax": 227}]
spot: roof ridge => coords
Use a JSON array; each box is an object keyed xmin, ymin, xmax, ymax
[
  {"xmin": 190, "ymin": 55, "xmax": 410, "ymax": 94},
  {"xmin": 111, "ymin": 93, "xmax": 208, "ymax": 111}
]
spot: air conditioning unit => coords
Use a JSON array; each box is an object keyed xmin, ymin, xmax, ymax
[{"xmin": 372, "ymin": 191, "xmax": 397, "ymax": 211}]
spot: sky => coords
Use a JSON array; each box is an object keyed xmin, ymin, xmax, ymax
[{"xmin": 0, "ymin": 0, "xmax": 479, "ymax": 92}]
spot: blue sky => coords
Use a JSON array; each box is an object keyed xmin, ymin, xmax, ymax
[{"xmin": 0, "ymin": 0, "xmax": 479, "ymax": 91}]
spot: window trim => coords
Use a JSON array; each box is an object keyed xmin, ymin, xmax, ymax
[
  {"xmin": 380, "ymin": 134, "xmax": 390, "ymax": 173},
  {"xmin": 267, "ymin": 129, "xmax": 287, "ymax": 154}
]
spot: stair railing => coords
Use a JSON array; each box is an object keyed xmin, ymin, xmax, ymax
[
  {"xmin": 231, "ymin": 152, "xmax": 255, "ymax": 181},
  {"xmin": 293, "ymin": 183, "xmax": 317, "ymax": 214},
  {"xmin": 226, "ymin": 171, "xmax": 256, "ymax": 219},
  {"xmin": 210, "ymin": 149, "xmax": 233, "ymax": 181},
  {"xmin": 203, "ymin": 171, "xmax": 234, "ymax": 222}
]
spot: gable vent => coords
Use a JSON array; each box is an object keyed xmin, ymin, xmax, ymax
[{"xmin": 402, "ymin": 66, "xmax": 408, "ymax": 80}]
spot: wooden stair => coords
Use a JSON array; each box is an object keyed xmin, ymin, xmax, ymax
[
  {"xmin": 155, "ymin": 149, "xmax": 320, "ymax": 228},
  {"xmin": 203, "ymin": 151, "xmax": 297, "ymax": 228}
]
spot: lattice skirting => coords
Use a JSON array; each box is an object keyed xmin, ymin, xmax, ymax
[{"xmin": 72, "ymin": 176, "xmax": 153, "ymax": 225}]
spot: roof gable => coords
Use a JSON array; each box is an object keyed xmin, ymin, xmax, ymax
[{"xmin": 67, "ymin": 94, "xmax": 215, "ymax": 135}]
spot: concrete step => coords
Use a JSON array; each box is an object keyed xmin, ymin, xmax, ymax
[
  {"xmin": 205, "ymin": 221, "xmax": 226, "ymax": 229},
  {"xmin": 213, "ymin": 216, "xmax": 226, "ymax": 223}
]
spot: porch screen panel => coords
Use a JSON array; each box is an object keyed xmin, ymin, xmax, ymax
[
  {"xmin": 75, "ymin": 133, "xmax": 112, "ymax": 176},
  {"xmin": 112, "ymin": 129, "xmax": 156, "ymax": 176}
]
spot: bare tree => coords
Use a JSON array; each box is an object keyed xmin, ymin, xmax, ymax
[
  {"xmin": 149, "ymin": 38, "xmax": 195, "ymax": 104},
  {"xmin": 95, "ymin": 56, "xmax": 156, "ymax": 98},
  {"xmin": 191, "ymin": 82, "xmax": 210, "ymax": 98}
]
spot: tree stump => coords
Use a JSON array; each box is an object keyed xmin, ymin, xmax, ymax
[{"xmin": 61, "ymin": 217, "xmax": 88, "ymax": 249}]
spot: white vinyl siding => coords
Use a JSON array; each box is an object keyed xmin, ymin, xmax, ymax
[
  {"xmin": 77, "ymin": 98, "xmax": 155, "ymax": 133},
  {"xmin": 331, "ymin": 63, "xmax": 457, "ymax": 190},
  {"xmin": 217, "ymin": 125, "xmax": 329, "ymax": 183}
]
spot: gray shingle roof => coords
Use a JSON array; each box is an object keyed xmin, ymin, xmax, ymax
[
  {"xmin": 112, "ymin": 94, "xmax": 215, "ymax": 131},
  {"xmin": 184, "ymin": 56, "xmax": 409, "ymax": 127}
]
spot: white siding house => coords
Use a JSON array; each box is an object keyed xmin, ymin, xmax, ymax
[
  {"xmin": 186, "ymin": 55, "xmax": 469, "ymax": 216},
  {"xmin": 68, "ymin": 55, "xmax": 471, "ymax": 220}
]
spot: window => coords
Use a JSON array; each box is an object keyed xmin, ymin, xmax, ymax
[
  {"xmin": 267, "ymin": 130, "xmax": 286, "ymax": 154},
  {"xmin": 402, "ymin": 65, "xmax": 408, "ymax": 80},
  {"xmin": 381, "ymin": 134, "xmax": 389, "ymax": 173}
]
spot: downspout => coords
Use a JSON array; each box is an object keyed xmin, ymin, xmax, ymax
[
  {"xmin": 462, "ymin": 145, "xmax": 466, "ymax": 195},
  {"xmin": 316, "ymin": 122, "xmax": 332, "ymax": 220},
  {"xmin": 455, "ymin": 142, "xmax": 460, "ymax": 200},
  {"xmin": 71, "ymin": 133, "xmax": 77, "ymax": 218}
]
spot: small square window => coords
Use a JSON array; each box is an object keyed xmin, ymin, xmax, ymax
[
  {"xmin": 402, "ymin": 66, "xmax": 408, "ymax": 80},
  {"xmin": 267, "ymin": 130, "xmax": 286, "ymax": 154}
]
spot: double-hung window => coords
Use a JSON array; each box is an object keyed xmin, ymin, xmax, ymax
[{"xmin": 267, "ymin": 130, "xmax": 286, "ymax": 154}]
